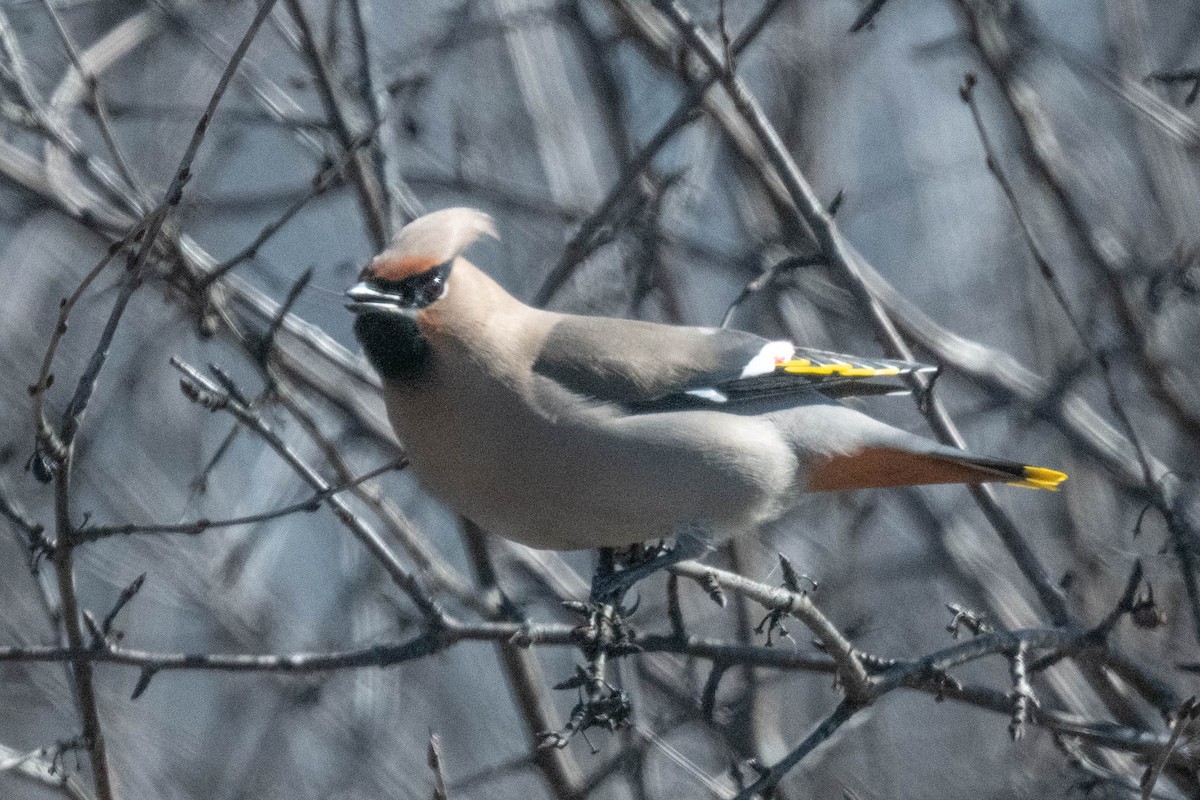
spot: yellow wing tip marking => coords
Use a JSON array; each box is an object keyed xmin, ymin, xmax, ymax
[
  {"xmin": 1010, "ymin": 466, "xmax": 1068, "ymax": 491},
  {"xmin": 778, "ymin": 359, "xmax": 901, "ymax": 378}
]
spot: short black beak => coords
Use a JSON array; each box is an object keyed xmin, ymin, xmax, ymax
[{"xmin": 345, "ymin": 282, "xmax": 413, "ymax": 317}]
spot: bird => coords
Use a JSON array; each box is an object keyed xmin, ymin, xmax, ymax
[{"xmin": 346, "ymin": 208, "xmax": 1066, "ymax": 599}]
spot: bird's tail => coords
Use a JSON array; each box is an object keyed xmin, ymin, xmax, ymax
[
  {"xmin": 955, "ymin": 455, "xmax": 1068, "ymax": 490},
  {"xmin": 806, "ymin": 446, "xmax": 1067, "ymax": 492}
]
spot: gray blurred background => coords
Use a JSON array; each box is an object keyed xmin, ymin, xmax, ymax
[{"xmin": 1, "ymin": 0, "xmax": 1198, "ymax": 798}]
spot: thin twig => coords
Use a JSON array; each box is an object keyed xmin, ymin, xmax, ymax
[
  {"xmin": 461, "ymin": 520, "xmax": 583, "ymax": 794},
  {"xmin": 956, "ymin": 0, "xmax": 1200, "ymax": 646},
  {"xmin": 959, "ymin": 72, "xmax": 1155, "ymax": 489},
  {"xmin": 258, "ymin": 267, "xmax": 315, "ymax": 369},
  {"xmin": 721, "ymin": 254, "xmax": 822, "ymax": 328},
  {"xmin": 1140, "ymin": 696, "xmax": 1197, "ymax": 800},
  {"xmin": 75, "ymin": 459, "xmax": 403, "ymax": 542},
  {"xmin": 848, "ymin": 0, "xmax": 892, "ymax": 33},
  {"xmin": 534, "ymin": 0, "xmax": 791, "ymax": 306},
  {"xmin": 30, "ymin": 222, "xmax": 148, "ymax": 459},
  {"xmin": 266, "ymin": 378, "xmax": 489, "ymax": 612},
  {"xmin": 960, "ymin": 0, "xmax": 1200, "ymax": 444},
  {"xmin": 0, "ymin": 7, "xmax": 139, "ymax": 215},
  {"xmin": 283, "ymin": 0, "xmax": 389, "ymax": 248},
  {"xmin": 202, "ymin": 133, "xmax": 378, "ymax": 285},
  {"xmin": 346, "ymin": 0, "xmax": 422, "ymax": 233},
  {"xmin": 27, "ymin": 9, "xmax": 282, "ymax": 797},
  {"xmin": 37, "ymin": 0, "xmax": 146, "ymax": 203},
  {"xmin": 49, "ymin": 466, "xmax": 113, "ymax": 800},
  {"xmin": 171, "ymin": 357, "xmax": 442, "ymax": 618},
  {"xmin": 0, "ymin": 478, "xmax": 47, "ymax": 545},
  {"xmin": 670, "ymin": 560, "xmax": 871, "ymax": 704},
  {"xmin": 1028, "ymin": 560, "xmax": 1144, "ymax": 673},
  {"xmin": 732, "ymin": 699, "xmax": 856, "ymax": 799},
  {"xmin": 58, "ymin": 0, "xmax": 283, "ymax": 454}
]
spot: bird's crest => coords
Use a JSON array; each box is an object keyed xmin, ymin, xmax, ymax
[{"xmin": 362, "ymin": 207, "xmax": 499, "ymax": 282}]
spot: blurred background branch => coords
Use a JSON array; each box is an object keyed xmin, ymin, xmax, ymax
[{"xmin": 1, "ymin": 1, "xmax": 1198, "ymax": 798}]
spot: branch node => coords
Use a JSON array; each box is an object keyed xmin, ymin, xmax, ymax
[
  {"xmin": 1130, "ymin": 582, "xmax": 1168, "ymax": 630},
  {"xmin": 178, "ymin": 378, "xmax": 229, "ymax": 412},
  {"xmin": 699, "ymin": 569, "xmax": 726, "ymax": 607},
  {"xmin": 101, "ymin": 572, "xmax": 147, "ymax": 637},
  {"xmin": 958, "ymin": 71, "xmax": 978, "ymax": 103},
  {"xmin": 1008, "ymin": 642, "xmax": 1037, "ymax": 741},
  {"xmin": 130, "ymin": 667, "xmax": 158, "ymax": 700},
  {"xmin": 206, "ymin": 363, "xmax": 251, "ymax": 408},
  {"xmin": 945, "ymin": 603, "xmax": 995, "ymax": 639}
]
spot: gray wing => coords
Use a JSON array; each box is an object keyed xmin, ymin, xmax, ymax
[
  {"xmin": 532, "ymin": 315, "xmax": 936, "ymax": 408},
  {"xmin": 721, "ymin": 346, "xmax": 938, "ymax": 402}
]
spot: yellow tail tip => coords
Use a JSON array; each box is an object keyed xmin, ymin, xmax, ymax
[{"xmin": 1010, "ymin": 466, "xmax": 1068, "ymax": 491}]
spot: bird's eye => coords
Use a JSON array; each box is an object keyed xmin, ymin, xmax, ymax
[{"xmin": 419, "ymin": 274, "xmax": 444, "ymax": 304}]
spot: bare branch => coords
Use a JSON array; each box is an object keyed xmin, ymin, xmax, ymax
[
  {"xmin": 732, "ymin": 699, "xmax": 856, "ymax": 799},
  {"xmin": 1140, "ymin": 696, "xmax": 1198, "ymax": 800},
  {"xmin": 283, "ymin": 0, "xmax": 389, "ymax": 248},
  {"xmin": 670, "ymin": 560, "xmax": 871, "ymax": 704},
  {"xmin": 74, "ymin": 459, "xmax": 403, "ymax": 543},
  {"xmin": 534, "ymin": 0, "xmax": 791, "ymax": 306},
  {"xmin": 171, "ymin": 357, "xmax": 442, "ymax": 618},
  {"xmin": 346, "ymin": 0, "xmax": 423, "ymax": 232},
  {"xmin": 37, "ymin": 0, "xmax": 146, "ymax": 204}
]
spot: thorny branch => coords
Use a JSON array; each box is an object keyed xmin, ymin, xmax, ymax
[
  {"xmin": 73, "ymin": 459, "xmax": 403, "ymax": 543},
  {"xmin": 671, "ymin": 560, "xmax": 870, "ymax": 704},
  {"xmin": 0, "ymin": 586, "xmax": 1185, "ymax": 764},
  {"xmin": 534, "ymin": 0, "xmax": 791, "ymax": 306},
  {"xmin": 0, "ymin": 1, "xmax": 1195, "ymax": 798},
  {"xmin": 15, "ymin": 5, "xmax": 282, "ymax": 800},
  {"xmin": 954, "ymin": 0, "xmax": 1200, "ymax": 653},
  {"xmin": 171, "ymin": 357, "xmax": 442, "ymax": 618}
]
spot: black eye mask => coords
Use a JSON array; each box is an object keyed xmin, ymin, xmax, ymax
[{"xmin": 371, "ymin": 261, "xmax": 451, "ymax": 309}]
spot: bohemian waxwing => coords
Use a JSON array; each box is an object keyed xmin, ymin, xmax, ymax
[{"xmin": 346, "ymin": 208, "xmax": 1066, "ymax": 596}]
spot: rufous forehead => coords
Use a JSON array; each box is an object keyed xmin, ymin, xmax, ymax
[{"xmin": 360, "ymin": 252, "xmax": 443, "ymax": 282}]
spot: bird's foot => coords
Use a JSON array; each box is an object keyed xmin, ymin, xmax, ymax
[
  {"xmin": 589, "ymin": 544, "xmax": 655, "ymax": 605},
  {"xmin": 589, "ymin": 537, "xmax": 710, "ymax": 604}
]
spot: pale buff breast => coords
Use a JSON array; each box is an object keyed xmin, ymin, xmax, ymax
[{"xmin": 383, "ymin": 355, "xmax": 799, "ymax": 550}]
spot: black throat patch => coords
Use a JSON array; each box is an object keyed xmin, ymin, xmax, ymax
[{"xmin": 353, "ymin": 312, "xmax": 432, "ymax": 382}]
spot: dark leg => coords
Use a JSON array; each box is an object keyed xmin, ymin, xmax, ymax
[{"xmin": 589, "ymin": 529, "xmax": 713, "ymax": 603}]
